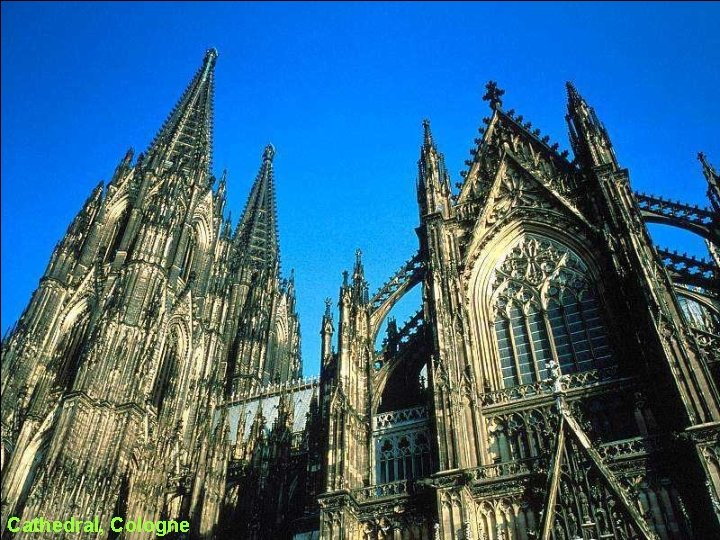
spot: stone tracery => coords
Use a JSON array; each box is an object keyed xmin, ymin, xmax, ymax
[{"xmin": 491, "ymin": 235, "xmax": 614, "ymax": 388}]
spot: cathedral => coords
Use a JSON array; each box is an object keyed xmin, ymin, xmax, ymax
[{"xmin": 1, "ymin": 49, "xmax": 719, "ymax": 540}]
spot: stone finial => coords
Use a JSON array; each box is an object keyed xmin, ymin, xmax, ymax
[
  {"xmin": 324, "ymin": 297, "xmax": 333, "ymax": 316},
  {"xmin": 205, "ymin": 47, "xmax": 219, "ymax": 62},
  {"xmin": 482, "ymin": 80, "xmax": 505, "ymax": 110},
  {"xmin": 263, "ymin": 144, "xmax": 276, "ymax": 163}
]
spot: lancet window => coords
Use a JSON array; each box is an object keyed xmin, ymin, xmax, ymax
[
  {"xmin": 180, "ymin": 238, "xmax": 196, "ymax": 282},
  {"xmin": 152, "ymin": 335, "xmax": 179, "ymax": 414},
  {"xmin": 55, "ymin": 314, "xmax": 90, "ymax": 391},
  {"xmin": 103, "ymin": 207, "xmax": 130, "ymax": 263},
  {"xmin": 491, "ymin": 235, "xmax": 613, "ymax": 388}
]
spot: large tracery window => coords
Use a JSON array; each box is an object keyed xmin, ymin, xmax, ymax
[{"xmin": 491, "ymin": 235, "xmax": 613, "ymax": 388}]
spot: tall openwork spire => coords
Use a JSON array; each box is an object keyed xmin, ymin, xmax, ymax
[
  {"xmin": 233, "ymin": 144, "xmax": 280, "ymax": 270},
  {"xmin": 565, "ymin": 81, "xmax": 618, "ymax": 170},
  {"xmin": 145, "ymin": 48, "xmax": 217, "ymax": 177}
]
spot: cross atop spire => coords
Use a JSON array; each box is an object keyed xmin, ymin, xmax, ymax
[
  {"xmin": 482, "ymin": 80, "xmax": 505, "ymax": 110},
  {"xmin": 145, "ymin": 48, "xmax": 218, "ymax": 179},
  {"xmin": 205, "ymin": 47, "xmax": 218, "ymax": 62},
  {"xmin": 233, "ymin": 145, "xmax": 280, "ymax": 270},
  {"xmin": 324, "ymin": 297, "xmax": 333, "ymax": 318}
]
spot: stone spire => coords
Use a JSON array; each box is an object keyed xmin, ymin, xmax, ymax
[
  {"xmin": 321, "ymin": 297, "xmax": 335, "ymax": 366},
  {"xmin": 145, "ymin": 48, "xmax": 218, "ymax": 178},
  {"xmin": 565, "ymin": 81, "xmax": 618, "ymax": 169},
  {"xmin": 417, "ymin": 119, "xmax": 451, "ymax": 218},
  {"xmin": 352, "ymin": 249, "xmax": 369, "ymax": 305},
  {"xmin": 233, "ymin": 144, "xmax": 280, "ymax": 271}
]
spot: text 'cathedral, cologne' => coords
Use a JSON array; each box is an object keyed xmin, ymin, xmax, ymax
[{"xmin": 1, "ymin": 49, "xmax": 719, "ymax": 539}]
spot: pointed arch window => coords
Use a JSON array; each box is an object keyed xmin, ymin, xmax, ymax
[
  {"xmin": 491, "ymin": 236, "xmax": 613, "ymax": 388},
  {"xmin": 180, "ymin": 238, "xmax": 196, "ymax": 282},
  {"xmin": 152, "ymin": 336, "xmax": 178, "ymax": 414},
  {"xmin": 55, "ymin": 313, "xmax": 90, "ymax": 391},
  {"xmin": 103, "ymin": 206, "xmax": 130, "ymax": 263}
]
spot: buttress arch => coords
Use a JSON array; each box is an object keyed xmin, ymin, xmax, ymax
[{"xmin": 370, "ymin": 278, "xmax": 427, "ymax": 413}]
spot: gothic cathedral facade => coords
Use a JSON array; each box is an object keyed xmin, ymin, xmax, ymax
[{"xmin": 2, "ymin": 50, "xmax": 719, "ymax": 540}]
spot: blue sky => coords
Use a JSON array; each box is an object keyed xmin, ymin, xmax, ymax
[{"xmin": 2, "ymin": 2, "xmax": 719, "ymax": 376}]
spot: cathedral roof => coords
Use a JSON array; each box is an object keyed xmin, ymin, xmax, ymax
[{"xmin": 218, "ymin": 377, "xmax": 319, "ymax": 443}]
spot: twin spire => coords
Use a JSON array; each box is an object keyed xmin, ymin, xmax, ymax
[
  {"xmin": 145, "ymin": 49, "xmax": 280, "ymax": 269},
  {"xmin": 145, "ymin": 48, "xmax": 218, "ymax": 177},
  {"xmin": 146, "ymin": 51, "xmax": 710, "ymax": 275},
  {"xmin": 233, "ymin": 144, "xmax": 280, "ymax": 270}
]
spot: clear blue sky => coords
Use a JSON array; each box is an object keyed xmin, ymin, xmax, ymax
[{"xmin": 2, "ymin": 2, "xmax": 718, "ymax": 376}]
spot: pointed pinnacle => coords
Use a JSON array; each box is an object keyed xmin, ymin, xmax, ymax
[
  {"xmin": 263, "ymin": 144, "xmax": 276, "ymax": 163},
  {"xmin": 565, "ymin": 82, "xmax": 589, "ymax": 118},
  {"xmin": 233, "ymin": 145, "xmax": 280, "ymax": 269},
  {"xmin": 699, "ymin": 152, "xmax": 718, "ymax": 178},
  {"xmin": 566, "ymin": 81, "xmax": 581, "ymax": 102},
  {"xmin": 205, "ymin": 47, "xmax": 219, "ymax": 64},
  {"xmin": 422, "ymin": 119, "xmax": 434, "ymax": 147},
  {"xmin": 123, "ymin": 147, "xmax": 134, "ymax": 165},
  {"xmin": 324, "ymin": 297, "xmax": 333, "ymax": 317}
]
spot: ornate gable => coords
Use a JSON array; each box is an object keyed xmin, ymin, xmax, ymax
[
  {"xmin": 458, "ymin": 106, "xmax": 578, "ymax": 206},
  {"xmin": 460, "ymin": 152, "xmax": 595, "ymax": 279}
]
